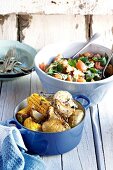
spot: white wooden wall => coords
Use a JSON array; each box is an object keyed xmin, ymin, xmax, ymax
[{"xmin": 0, "ymin": 14, "xmax": 113, "ymax": 49}]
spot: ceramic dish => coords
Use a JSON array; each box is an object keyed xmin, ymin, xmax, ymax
[
  {"xmin": 7, "ymin": 94, "xmax": 90, "ymax": 155},
  {"xmin": 0, "ymin": 40, "xmax": 37, "ymax": 80},
  {"xmin": 34, "ymin": 42, "xmax": 113, "ymax": 104}
]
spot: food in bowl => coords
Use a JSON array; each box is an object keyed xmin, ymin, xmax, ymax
[
  {"xmin": 39, "ymin": 52, "xmax": 110, "ymax": 82},
  {"xmin": 35, "ymin": 42, "xmax": 113, "ymax": 105},
  {"xmin": 16, "ymin": 91, "xmax": 84, "ymax": 133}
]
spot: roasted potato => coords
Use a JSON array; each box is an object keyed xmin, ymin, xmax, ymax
[
  {"xmin": 30, "ymin": 108, "xmax": 46, "ymax": 123},
  {"xmin": 48, "ymin": 106, "xmax": 63, "ymax": 121},
  {"xmin": 24, "ymin": 117, "xmax": 41, "ymax": 131},
  {"xmin": 42, "ymin": 118, "xmax": 69, "ymax": 132},
  {"xmin": 68, "ymin": 109, "xmax": 84, "ymax": 127},
  {"xmin": 54, "ymin": 100, "xmax": 74, "ymax": 118}
]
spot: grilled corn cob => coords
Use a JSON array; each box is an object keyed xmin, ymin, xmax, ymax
[
  {"xmin": 16, "ymin": 106, "xmax": 31, "ymax": 124},
  {"xmin": 27, "ymin": 93, "xmax": 51, "ymax": 115},
  {"xmin": 24, "ymin": 117, "xmax": 42, "ymax": 131}
]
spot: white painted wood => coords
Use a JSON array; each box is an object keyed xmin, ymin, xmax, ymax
[
  {"xmin": 90, "ymin": 106, "xmax": 105, "ymax": 170},
  {"xmin": 0, "ymin": 75, "xmax": 31, "ymax": 121},
  {"xmin": 43, "ymin": 156, "xmax": 62, "ymax": 170},
  {"xmin": 62, "ymin": 108, "xmax": 97, "ymax": 170},
  {"xmin": 22, "ymin": 15, "xmax": 86, "ymax": 49},
  {"xmin": 92, "ymin": 15, "xmax": 113, "ymax": 49},
  {"xmin": 30, "ymin": 72, "xmax": 45, "ymax": 94},
  {"xmin": 0, "ymin": 14, "xmax": 17, "ymax": 40},
  {"xmin": 0, "ymin": 0, "xmax": 112, "ymax": 15},
  {"xmin": 98, "ymin": 85, "xmax": 113, "ymax": 170}
]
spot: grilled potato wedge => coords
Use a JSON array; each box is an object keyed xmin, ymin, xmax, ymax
[
  {"xmin": 68, "ymin": 109, "xmax": 84, "ymax": 127},
  {"xmin": 24, "ymin": 117, "xmax": 42, "ymax": 131}
]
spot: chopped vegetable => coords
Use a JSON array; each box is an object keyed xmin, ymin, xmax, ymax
[
  {"xmin": 77, "ymin": 77, "xmax": 86, "ymax": 82},
  {"xmin": 46, "ymin": 62, "xmax": 63, "ymax": 75},
  {"xmin": 68, "ymin": 59, "xmax": 76, "ymax": 67},
  {"xmin": 40, "ymin": 52, "xmax": 110, "ymax": 82},
  {"xmin": 39, "ymin": 62, "xmax": 46, "ymax": 71},
  {"xmin": 76, "ymin": 60, "xmax": 87, "ymax": 72}
]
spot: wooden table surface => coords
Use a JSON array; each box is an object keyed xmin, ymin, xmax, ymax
[{"xmin": 0, "ymin": 72, "xmax": 113, "ymax": 170}]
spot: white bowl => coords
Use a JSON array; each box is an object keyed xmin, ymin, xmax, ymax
[{"xmin": 34, "ymin": 42, "xmax": 113, "ymax": 105}]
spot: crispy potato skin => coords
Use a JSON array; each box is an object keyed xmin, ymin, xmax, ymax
[
  {"xmin": 24, "ymin": 117, "xmax": 42, "ymax": 131},
  {"xmin": 54, "ymin": 100, "xmax": 74, "ymax": 118},
  {"xmin": 42, "ymin": 119, "xmax": 66, "ymax": 132},
  {"xmin": 68, "ymin": 109, "xmax": 84, "ymax": 127}
]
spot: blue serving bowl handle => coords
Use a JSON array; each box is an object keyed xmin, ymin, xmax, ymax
[
  {"xmin": 6, "ymin": 118, "xmax": 26, "ymax": 134},
  {"xmin": 74, "ymin": 94, "xmax": 90, "ymax": 109}
]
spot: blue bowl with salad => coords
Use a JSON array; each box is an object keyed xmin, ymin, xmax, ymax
[{"xmin": 35, "ymin": 42, "xmax": 113, "ymax": 104}]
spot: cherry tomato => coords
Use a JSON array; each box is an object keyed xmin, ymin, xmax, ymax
[
  {"xmin": 95, "ymin": 62, "xmax": 103, "ymax": 70},
  {"xmin": 76, "ymin": 60, "xmax": 87, "ymax": 72},
  {"xmin": 39, "ymin": 63, "xmax": 46, "ymax": 71}
]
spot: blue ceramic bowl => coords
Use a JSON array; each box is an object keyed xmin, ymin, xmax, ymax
[{"xmin": 7, "ymin": 94, "xmax": 90, "ymax": 156}]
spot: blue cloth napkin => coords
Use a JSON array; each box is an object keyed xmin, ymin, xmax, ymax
[{"xmin": 0, "ymin": 122, "xmax": 46, "ymax": 170}]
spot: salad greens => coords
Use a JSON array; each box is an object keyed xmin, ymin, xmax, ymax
[{"xmin": 41, "ymin": 52, "xmax": 109, "ymax": 82}]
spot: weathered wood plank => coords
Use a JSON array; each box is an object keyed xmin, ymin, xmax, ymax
[
  {"xmin": 90, "ymin": 106, "xmax": 105, "ymax": 170},
  {"xmin": 0, "ymin": 0, "xmax": 112, "ymax": 15},
  {"xmin": 43, "ymin": 156, "xmax": 62, "ymax": 170},
  {"xmin": 98, "ymin": 86, "xmax": 113, "ymax": 170},
  {"xmin": 0, "ymin": 14, "xmax": 17, "ymax": 40},
  {"xmin": 62, "ymin": 108, "xmax": 97, "ymax": 170},
  {"xmin": 0, "ymin": 76, "xmax": 31, "ymax": 121},
  {"xmin": 21, "ymin": 15, "xmax": 86, "ymax": 49},
  {"xmin": 30, "ymin": 72, "xmax": 46, "ymax": 94},
  {"xmin": 91, "ymin": 15, "xmax": 113, "ymax": 49}
]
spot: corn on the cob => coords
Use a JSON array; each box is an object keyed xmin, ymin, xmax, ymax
[
  {"xmin": 16, "ymin": 106, "xmax": 31, "ymax": 124},
  {"xmin": 27, "ymin": 93, "xmax": 51, "ymax": 115},
  {"xmin": 17, "ymin": 106, "xmax": 31, "ymax": 115},
  {"xmin": 24, "ymin": 117, "xmax": 42, "ymax": 131}
]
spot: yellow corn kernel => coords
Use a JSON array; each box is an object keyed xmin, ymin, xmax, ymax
[
  {"xmin": 27, "ymin": 93, "xmax": 50, "ymax": 115},
  {"xmin": 17, "ymin": 106, "xmax": 31, "ymax": 115},
  {"xmin": 16, "ymin": 106, "xmax": 31, "ymax": 124}
]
